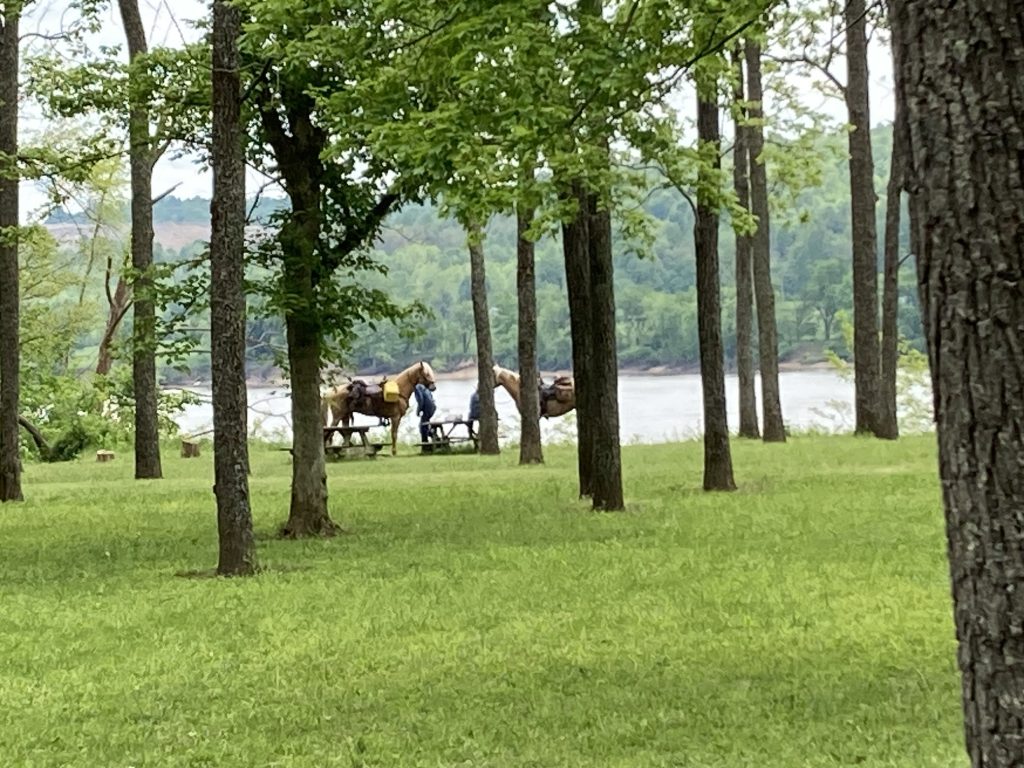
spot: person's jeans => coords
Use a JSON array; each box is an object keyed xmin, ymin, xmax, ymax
[{"xmin": 420, "ymin": 418, "xmax": 430, "ymax": 443}]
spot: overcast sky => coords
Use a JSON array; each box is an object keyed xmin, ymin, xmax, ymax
[{"xmin": 18, "ymin": 0, "xmax": 895, "ymax": 217}]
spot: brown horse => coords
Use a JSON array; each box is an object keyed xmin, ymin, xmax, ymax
[
  {"xmin": 492, "ymin": 364, "xmax": 576, "ymax": 418},
  {"xmin": 323, "ymin": 361, "xmax": 437, "ymax": 455}
]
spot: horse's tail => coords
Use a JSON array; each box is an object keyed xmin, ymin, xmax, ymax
[{"xmin": 322, "ymin": 387, "xmax": 346, "ymax": 427}]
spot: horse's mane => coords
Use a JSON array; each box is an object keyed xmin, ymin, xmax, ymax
[{"xmin": 492, "ymin": 364, "xmax": 517, "ymax": 382}]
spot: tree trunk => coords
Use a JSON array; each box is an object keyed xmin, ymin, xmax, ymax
[
  {"xmin": 467, "ymin": 222, "xmax": 499, "ymax": 455},
  {"xmin": 211, "ymin": 0, "xmax": 256, "ymax": 575},
  {"xmin": 564, "ymin": 0, "xmax": 605, "ymax": 501},
  {"xmin": 278, "ymin": 185, "xmax": 335, "ymax": 537},
  {"xmin": 118, "ymin": 0, "xmax": 162, "ymax": 479},
  {"xmin": 95, "ymin": 276, "xmax": 130, "ymax": 376},
  {"xmin": 281, "ymin": 306, "xmax": 334, "ymax": 537},
  {"xmin": 845, "ymin": 0, "xmax": 882, "ymax": 437},
  {"xmin": 0, "ymin": 8, "xmax": 22, "ymax": 502},
  {"xmin": 516, "ymin": 201, "xmax": 543, "ymax": 464},
  {"xmin": 696, "ymin": 84, "xmax": 737, "ymax": 492},
  {"xmin": 561, "ymin": 187, "xmax": 594, "ymax": 498},
  {"xmin": 17, "ymin": 416, "xmax": 49, "ymax": 458},
  {"xmin": 745, "ymin": 40, "xmax": 786, "ymax": 443},
  {"xmin": 732, "ymin": 48, "xmax": 759, "ymax": 439},
  {"xmin": 892, "ymin": 1, "xmax": 1024, "ymax": 765},
  {"xmin": 877, "ymin": 94, "xmax": 906, "ymax": 441},
  {"xmin": 586, "ymin": 185, "xmax": 624, "ymax": 511}
]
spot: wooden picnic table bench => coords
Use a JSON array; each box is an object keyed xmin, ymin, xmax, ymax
[
  {"xmin": 323, "ymin": 425, "xmax": 384, "ymax": 459},
  {"xmin": 418, "ymin": 419, "xmax": 478, "ymax": 454}
]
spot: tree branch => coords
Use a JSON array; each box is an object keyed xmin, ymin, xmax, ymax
[
  {"xmin": 151, "ymin": 182, "xmax": 181, "ymax": 205},
  {"xmin": 765, "ymin": 52, "xmax": 846, "ymax": 94},
  {"xmin": 320, "ymin": 190, "xmax": 400, "ymax": 274}
]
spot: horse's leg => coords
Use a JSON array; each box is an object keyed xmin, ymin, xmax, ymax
[{"xmin": 391, "ymin": 416, "xmax": 399, "ymax": 456}]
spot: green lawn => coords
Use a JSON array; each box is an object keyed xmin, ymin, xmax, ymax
[{"xmin": 0, "ymin": 436, "xmax": 964, "ymax": 767}]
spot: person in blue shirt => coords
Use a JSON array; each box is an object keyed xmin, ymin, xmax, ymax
[
  {"xmin": 414, "ymin": 382, "xmax": 436, "ymax": 442},
  {"xmin": 468, "ymin": 389, "xmax": 480, "ymax": 422}
]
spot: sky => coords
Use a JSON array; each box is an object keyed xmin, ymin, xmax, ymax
[{"xmin": 17, "ymin": 0, "xmax": 896, "ymax": 218}]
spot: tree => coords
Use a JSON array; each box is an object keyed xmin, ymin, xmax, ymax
[
  {"xmin": 584, "ymin": 174, "xmax": 624, "ymax": 510},
  {"xmin": 695, "ymin": 77, "xmax": 736, "ymax": 492},
  {"xmin": 574, "ymin": 0, "xmax": 623, "ymax": 511},
  {"xmin": 516, "ymin": 197, "xmax": 543, "ymax": 465},
  {"xmin": 891, "ymin": 1, "xmax": 1024, "ymax": 764},
  {"xmin": 466, "ymin": 221, "xmax": 499, "ymax": 455},
  {"xmin": 745, "ymin": 39, "xmax": 786, "ymax": 443},
  {"xmin": 731, "ymin": 49, "xmax": 760, "ymax": 440},
  {"xmin": 117, "ymin": 0, "xmax": 162, "ymax": 479},
  {"xmin": 845, "ymin": 0, "xmax": 881, "ymax": 437},
  {"xmin": 877, "ymin": 95, "xmax": 906, "ymax": 440},
  {"xmin": 561, "ymin": 184, "xmax": 596, "ymax": 498},
  {"xmin": 210, "ymin": 0, "xmax": 256, "ymax": 575},
  {"xmin": 0, "ymin": 1, "xmax": 22, "ymax": 502},
  {"xmin": 241, "ymin": 2, "xmax": 414, "ymax": 538},
  {"xmin": 804, "ymin": 257, "xmax": 848, "ymax": 341}
]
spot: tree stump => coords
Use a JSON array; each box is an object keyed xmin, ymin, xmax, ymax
[
  {"xmin": 96, "ymin": 450, "xmax": 115, "ymax": 463},
  {"xmin": 180, "ymin": 440, "xmax": 201, "ymax": 458}
]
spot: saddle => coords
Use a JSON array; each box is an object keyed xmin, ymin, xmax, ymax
[{"xmin": 346, "ymin": 378, "xmax": 383, "ymax": 411}]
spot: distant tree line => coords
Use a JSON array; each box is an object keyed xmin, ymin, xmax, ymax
[{"xmin": 75, "ymin": 124, "xmax": 919, "ymax": 380}]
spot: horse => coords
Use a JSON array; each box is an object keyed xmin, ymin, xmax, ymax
[
  {"xmin": 492, "ymin": 364, "xmax": 576, "ymax": 418},
  {"xmin": 323, "ymin": 361, "xmax": 437, "ymax": 455}
]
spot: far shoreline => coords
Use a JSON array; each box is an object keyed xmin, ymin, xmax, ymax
[{"xmin": 166, "ymin": 359, "xmax": 838, "ymax": 390}]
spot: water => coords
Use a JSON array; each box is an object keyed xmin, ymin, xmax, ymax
[{"xmin": 172, "ymin": 370, "xmax": 856, "ymax": 444}]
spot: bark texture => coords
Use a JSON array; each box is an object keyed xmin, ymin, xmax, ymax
[
  {"xmin": 845, "ymin": 0, "xmax": 882, "ymax": 437},
  {"xmin": 878, "ymin": 91, "xmax": 906, "ymax": 441},
  {"xmin": 211, "ymin": 0, "xmax": 256, "ymax": 575},
  {"xmin": 696, "ymin": 86, "xmax": 736, "ymax": 492},
  {"xmin": 732, "ymin": 49, "xmax": 759, "ymax": 440},
  {"xmin": 892, "ymin": 1, "xmax": 1024, "ymax": 765},
  {"xmin": 467, "ymin": 224, "xmax": 499, "ymax": 455},
  {"xmin": 516, "ymin": 202, "xmax": 543, "ymax": 464},
  {"xmin": 586, "ymin": 191, "xmax": 624, "ymax": 511},
  {"xmin": 745, "ymin": 40, "xmax": 785, "ymax": 443},
  {"xmin": 0, "ymin": 6, "xmax": 21, "ymax": 502},
  {"xmin": 561, "ymin": 185, "xmax": 594, "ymax": 498},
  {"xmin": 118, "ymin": 0, "xmax": 162, "ymax": 479}
]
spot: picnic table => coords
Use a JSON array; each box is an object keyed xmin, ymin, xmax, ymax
[
  {"xmin": 323, "ymin": 425, "xmax": 384, "ymax": 459},
  {"xmin": 419, "ymin": 419, "xmax": 478, "ymax": 454}
]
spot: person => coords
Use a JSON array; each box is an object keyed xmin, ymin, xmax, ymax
[
  {"xmin": 468, "ymin": 389, "xmax": 480, "ymax": 422},
  {"xmin": 414, "ymin": 382, "xmax": 436, "ymax": 442}
]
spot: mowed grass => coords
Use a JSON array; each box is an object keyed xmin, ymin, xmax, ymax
[{"xmin": 0, "ymin": 436, "xmax": 964, "ymax": 768}]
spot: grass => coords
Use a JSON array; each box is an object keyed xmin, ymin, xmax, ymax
[{"xmin": 0, "ymin": 436, "xmax": 964, "ymax": 768}]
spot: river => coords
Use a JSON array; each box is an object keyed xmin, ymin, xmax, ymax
[{"xmin": 172, "ymin": 370, "xmax": 857, "ymax": 444}]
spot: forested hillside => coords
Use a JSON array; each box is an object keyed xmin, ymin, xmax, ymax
[{"xmin": 45, "ymin": 125, "xmax": 920, "ymax": 380}]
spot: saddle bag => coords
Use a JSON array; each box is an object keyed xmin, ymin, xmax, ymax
[{"xmin": 382, "ymin": 379, "xmax": 401, "ymax": 403}]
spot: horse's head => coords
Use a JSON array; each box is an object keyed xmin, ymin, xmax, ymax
[
  {"xmin": 418, "ymin": 360, "xmax": 437, "ymax": 391},
  {"xmin": 492, "ymin": 363, "xmax": 510, "ymax": 388}
]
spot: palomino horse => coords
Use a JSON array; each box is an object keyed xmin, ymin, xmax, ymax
[
  {"xmin": 323, "ymin": 361, "xmax": 437, "ymax": 455},
  {"xmin": 492, "ymin": 364, "xmax": 576, "ymax": 418}
]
